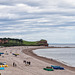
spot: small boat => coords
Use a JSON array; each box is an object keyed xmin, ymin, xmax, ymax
[
  {"xmin": 0, "ymin": 53, "xmax": 4, "ymax": 54},
  {"xmin": 58, "ymin": 66, "xmax": 64, "ymax": 70},
  {"xmin": 0, "ymin": 62, "xmax": 4, "ymax": 65},
  {"xmin": 12, "ymin": 53, "xmax": 19, "ymax": 55},
  {"xmin": 0, "ymin": 65, "xmax": 8, "ymax": 67},
  {"xmin": 12, "ymin": 53, "xmax": 15, "ymax": 55},
  {"xmin": 3, "ymin": 62, "xmax": 6, "ymax": 65},
  {"xmin": 51, "ymin": 65, "xmax": 64, "ymax": 70},
  {"xmin": 15, "ymin": 54, "xmax": 19, "ymax": 55},
  {"xmin": 43, "ymin": 68, "xmax": 54, "ymax": 71},
  {"xmin": 0, "ymin": 67, "xmax": 4, "ymax": 70},
  {"xmin": 0, "ymin": 62, "xmax": 6, "ymax": 65}
]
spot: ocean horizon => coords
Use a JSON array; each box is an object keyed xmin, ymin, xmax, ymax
[{"xmin": 49, "ymin": 44, "xmax": 75, "ymax": 47}]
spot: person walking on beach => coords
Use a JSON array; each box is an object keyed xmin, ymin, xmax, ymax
[
  {"xmin": 27, "ymin": 61, "xmax": 31, "ymax": 65},
  {"xmin": 13, "ymin": 62, "xmax": 15, "ymax": 67},
  {"xmin": 28, "ymin": 61, "xmax": 31, "ymax": 65},
  {"xmin": 23, "ymin": 60, "xmax": 26, "ymax": 64},
  {"xmin": 13, "ymin": 62, "xmax": 17, "ymax": 67}
]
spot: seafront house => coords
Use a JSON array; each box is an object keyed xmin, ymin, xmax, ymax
[{"xmin": 0, "ymin": 38, "xmax": 8, "ymax": 44}]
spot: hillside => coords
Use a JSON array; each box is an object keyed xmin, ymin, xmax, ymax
[{"xmin": 0, "ymin": 38, "xmax": 48, "ymax": 47}]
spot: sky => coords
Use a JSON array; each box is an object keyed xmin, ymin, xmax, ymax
[{"xmin": 0, "ymin": 0, "xmax": 75, "ymax": 44}]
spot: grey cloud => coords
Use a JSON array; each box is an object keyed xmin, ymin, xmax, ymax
[
  {"xmin": 0, "ymin": 0, "xmax": 75, "ymax": 43},
  {"xmin": 0, "ymin": 0, "xmax": 41, "ymax": 6}
]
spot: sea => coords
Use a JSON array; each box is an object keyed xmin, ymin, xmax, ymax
[{"xmin": 33, "ymin": 44, "xmax": 75, "ymax": 67}]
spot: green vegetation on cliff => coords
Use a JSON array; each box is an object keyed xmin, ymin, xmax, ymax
[
  {"xmin": 0, "ymin": 38, "xmax": 48, "ymax": 47},
  {"xmin": 23, "ymin": 41, "xmax": 38, "ymax": 46}
]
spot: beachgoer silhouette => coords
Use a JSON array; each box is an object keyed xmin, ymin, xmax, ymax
[
  {"xmin": 28, "ymin": 61, "xmax": 31, "ymax": 65},
  {"xmin": 13, "ymin": 62, "xmax": 17, "ymax": 67},
  {"xmin": 15, "ymin": 63, "xmax": 17, "ymax": 67},
  {"xmin": 27, "ymin": 61, "xmax": 28, "ymax": 64},
  {"xmin": 23, "ymin": 60, "xmax": 26, "ymax": 64},
  {"xmin": 27, "ymin": 61, "xmax": 31, "ymax": 65},
  {"xmin": 13, "ymin": 62, "xmax": 15, "ymax": 67}
]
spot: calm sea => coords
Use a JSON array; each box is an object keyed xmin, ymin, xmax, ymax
[{"xmin": 33, "ymin": 44, "xmax": 75, "ymax": 67}]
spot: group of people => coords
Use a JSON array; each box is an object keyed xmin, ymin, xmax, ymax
[
  {"xmin": 23, "ymin": 60, "xmax": 31, "ymax": 66},
  {"xmin": 13, "ymin": 62, "xmax": 17, "ymax": 67},
  {"xmin": 13, "ymin": 60, "xmax": 31, "ymax": 67}
]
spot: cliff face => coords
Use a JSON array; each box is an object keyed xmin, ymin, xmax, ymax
[
  {"xmin": 37, "ymin": 39, "xmax": 48, "ymax": 46},
  {"xmin": 0, "ymin": 40, "xmax": 8, "ymax": 44}
]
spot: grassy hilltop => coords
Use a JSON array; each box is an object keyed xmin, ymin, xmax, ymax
[{"xmin": 0, "ymin": 38, "xmax": 48, "ymax": 47}]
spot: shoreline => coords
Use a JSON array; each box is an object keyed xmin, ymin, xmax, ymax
[{"xmin": 22, "ymin": 46, "xmax": 75, "ymax": 71}]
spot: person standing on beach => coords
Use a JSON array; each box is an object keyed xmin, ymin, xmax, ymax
[
  {"xmin": 23, "ymin": 60, "xmax": 26, "ymax": 64},
  {"xmin": 13, "ymin": 62, "xmax": 17, "ymax": 67},
  {"xmin": 28, "ymin": 61, "xmax": 31, "ymax": 65},
  {"xmin": 27, "ymin": 61, "xmax": 31, "ymax": 65},
  {"xmin": 13, "ymin": 62, "xmax": 15, "ymax": 67}
]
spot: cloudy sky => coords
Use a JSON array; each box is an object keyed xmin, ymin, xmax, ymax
[{"xmin": 0, "ymin": 0, "xmax": 75, "ymax": 43}]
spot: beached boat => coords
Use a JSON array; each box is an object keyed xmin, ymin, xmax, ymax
[
  {"xmin": 0, "ymin": 67, "xmax": 4, "ymax": 70},
  {"xmin": 12, "ymin": 53, "xmax": 19, "ymax": 55},
  {"xmin": 15, "ymin": 54, "xmax": 19, "ymax": 55},
  {"xmin": 0, "ymin": 62, "xmax": 6, "ymax": 65},
  {"xmin": 0, "ymin": 62, "xmax": 4, "ymax": 65},
  {"xmin": 0, "ymin": 65, "xmax": 8, "ymax": 67},
  {"xmin": 0, "ymin": 52, "xmax": 4, "ymax": 54},
  {"xmin": 43, "ymin": 68, "xmax": 54, "ymax": 71},
  {"xmin": 51, "ymin": 65, "xmax": 64, "ymax": 70}
]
